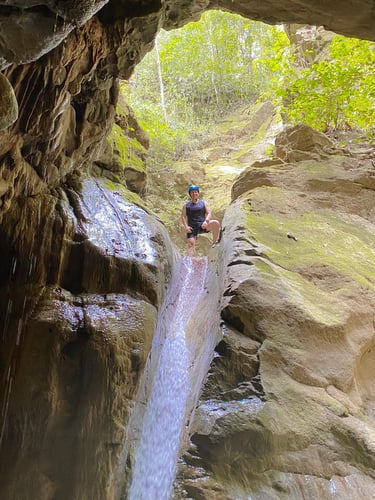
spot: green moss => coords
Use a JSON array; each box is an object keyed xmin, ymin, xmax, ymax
[
  {"xmin": 103, "ymin": 179, "xmax": 149, "ymax": 212},
  {"xmin": 251, "ymin": 257, "xmax": 345, "ymax": 325},
  {"xmin": 215, "ymin": 102, "xmax": 263, "ymax": 135},
  {"xmin": 231, "ymin": 116, "xmax": 276, "ymax": 163},
  {"xmin": 172, "ymin": 161, "xmax": 199, "ymax": 176},
  {"xmin": 204, "ymin": 161, "xmax": 243, "ymax": 215},
  {"xmin": 326, "ymin": 399, "xmax": 350, "ymax": 417},
  {"xmin": 240, "ymin": 184, "xmax": 375, "ymax": 326},
  {"xmin": 108, "ymin": 124, "xmax": 146, "ymax": 173},
  {"xmin": 243, "ymin": 186, "xmax": 375, "ymax": 291}
]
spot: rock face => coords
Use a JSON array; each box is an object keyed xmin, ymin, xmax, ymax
[
  {"xmin": 95, "ymin": 101, "xmax": 149, "ymax": 194},
  {"xmin": 0, "ymin": 177, "xmax": 178, "ymax": 499},
  {"xmin": 274, "ymin": 124, "xmax": 335, "ymax": 162},
  {"xmin": 175, "ymin": 127, "xmax": 375, "ymax": 498},
  {"xmin": 0, "ymin": 1, "xmax": 375, "ymax": 222},
  {"xmin": 1, "ymin": 1, "xmax": 375, "ymax": 499},
  {"xmin": 0, "ymin": 73, "xmax": 18, "ymax": 130},
  {"xmin": 0, "ymin": 1, "xmax": 374, "ymax": 222}
]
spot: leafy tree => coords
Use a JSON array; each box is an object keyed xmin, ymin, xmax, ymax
[
  {"xmin": 156, "ymin": 11, "xmax": 289, "ymax": 120},
  {"xmin": 276, "ymin": 36, "xmax": 375, "ymax": 131},
  {"xmin": 125, "ymin": 10, "xmax": 290, "ymax": 164},
  {"xmin": 123, "ymin": 9, "xmax": 374, "ymax": 168}
]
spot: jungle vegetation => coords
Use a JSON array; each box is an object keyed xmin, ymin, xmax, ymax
[{"xmin": 121, "ymin": 10, "xmax": 375, "ymax": 164}]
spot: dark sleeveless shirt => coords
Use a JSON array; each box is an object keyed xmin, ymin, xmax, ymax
[{"xmin": 185, "ymin": 199, "xmax": 206, "ymax": 228}]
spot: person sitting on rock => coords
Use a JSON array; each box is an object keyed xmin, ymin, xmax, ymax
[{"xmin": 181, "ymin": 184, "xmax": 221, "ymax": 257}]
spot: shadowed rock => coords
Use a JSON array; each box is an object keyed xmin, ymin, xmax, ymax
[{"xmin": 0, "ymin": 73, "xmax": 18, "ymax": 129}]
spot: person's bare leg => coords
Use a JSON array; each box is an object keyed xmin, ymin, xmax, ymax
[
  {"xmin": 206, "ymin": 220, "xmax": 220, "ymax": 244},
  {"xmin": 187, "ymin": 237, "xmax": 196, "ymax": 257}
]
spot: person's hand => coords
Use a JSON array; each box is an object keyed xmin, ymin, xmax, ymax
[
  {"xmin": 185, "ymin": 225, "xmax": 193, "ymax": 233},
  {"xmin": 201, "ymin": 220, "xmax": 209, "ymax": 229}
]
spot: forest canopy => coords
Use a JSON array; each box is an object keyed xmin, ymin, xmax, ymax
[{"xmin": 122, "ymin": 10, "xmax": 375, "ymax": 162}]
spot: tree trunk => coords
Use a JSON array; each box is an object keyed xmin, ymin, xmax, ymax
[{"xmin": 155, "ymin": 37, "xmax": 168, "ymax": 123}]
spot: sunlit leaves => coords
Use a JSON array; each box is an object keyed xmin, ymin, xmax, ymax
[
  {"xmin": 125, "ymin": 10, "xmax": 291, "ymax": 163},
  {"xmin": 128, "ymin": 11, "xmax": 289, "ymax": 125},
  {"xmin": 124, "ymin": 9, "xmax": 375, "ymax": 167},
  {"xmin": 278, "ymin": 36, "xmax": 375, "ymax": 131}
]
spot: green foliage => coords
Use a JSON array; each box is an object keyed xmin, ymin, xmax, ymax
[
  {"xmin": 276, "ymin": 36, "xmax": 375, "ymax": 131},
  {"xmin": 124, "ymin": 10, "xmax": 374, "ymax": 168},
  {"xmin": 158, "ymin": 11, "xmax": 260, "ymax": 117},
  {"xmin": 253, "ymin": 27, "xmax": 292, "ymax": 91},
  {"xmin": 125, "ymin": 10, "xmax": 290, "ymax": 167}
]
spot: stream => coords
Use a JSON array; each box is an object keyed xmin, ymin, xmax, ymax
[{"xmin": 126, "ymin": 255, "xmax": 220, "ymax": 499}]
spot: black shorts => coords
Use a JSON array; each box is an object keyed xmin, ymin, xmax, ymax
[{"xmin": 187, "ymin": 225, "xmax": 208, "ymax": 239}]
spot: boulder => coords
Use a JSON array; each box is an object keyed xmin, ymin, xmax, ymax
[{"xmin": 274, "ymin": 124, "xmax": 334, "ymax": 162}]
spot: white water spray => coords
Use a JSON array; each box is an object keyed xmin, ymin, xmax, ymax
[{"xmin": 128, "ymin": 256, "xmax": 211, "ymax": 500}]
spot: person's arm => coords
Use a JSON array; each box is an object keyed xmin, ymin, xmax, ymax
[{"xmin": 181, "ymin": 205, "xmax": 192, "ymax": 232}]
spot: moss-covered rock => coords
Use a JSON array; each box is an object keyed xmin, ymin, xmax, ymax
[
  {"xmin": 104, "ymin": 123, "xmax": 147, "ymax": 193},
  {"xmin": 177, "ymin": 131, "xmax": 375, "ymax": 498}
]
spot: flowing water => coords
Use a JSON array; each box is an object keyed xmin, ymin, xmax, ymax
[
  {"xmin": 127, "ymin": 256, "xmax": 217, "ymax": 500},
  {"xmin": 81, "ymin": 179, "xmax": 156, "ymax": 263}
]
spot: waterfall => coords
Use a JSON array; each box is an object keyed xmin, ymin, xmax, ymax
[{"xmin": 126, "ymin": 255, "xmax": 219, "ymax": 500}]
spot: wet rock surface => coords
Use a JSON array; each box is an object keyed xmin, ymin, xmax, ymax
[
  {"xmin": 0, "ymin": 177, "xmax": 177, "ymax": 499},
  {"xmin": 0, "ymin": 286, "xmax": 157, "ymax": 499}
]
